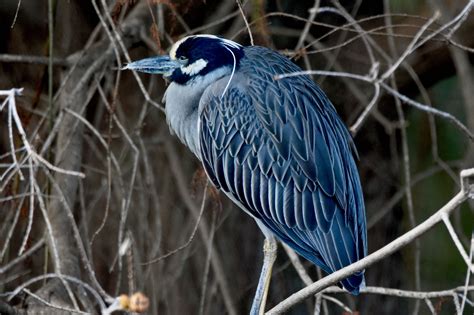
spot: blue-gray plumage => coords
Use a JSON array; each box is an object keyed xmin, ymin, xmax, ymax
[{"xmin": 125, "ymin": 35, "xmax": 367, "ymax": 299}]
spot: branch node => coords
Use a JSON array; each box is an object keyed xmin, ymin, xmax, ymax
[
  {"xmin": 460, "ymin": 168, "xmax": 474, "ymax": 198},
  {"xmin": 13, "ymin": 88, "xmax": 24, "ymax": 96}
]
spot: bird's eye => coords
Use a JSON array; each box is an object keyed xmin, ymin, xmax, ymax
[{"xmin": 178, "ymin": 55, "xmax": 188, "ymax": 63}]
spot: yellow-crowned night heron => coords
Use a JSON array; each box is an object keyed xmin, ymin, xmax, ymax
[{"xmin": 124, "ymin": 34, "xmax": 367, "ymax": 314}]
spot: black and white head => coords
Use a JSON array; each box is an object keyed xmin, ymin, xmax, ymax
[{"xmin": 124, "ymin": 35, "xmax": 244, "ymax": 85}]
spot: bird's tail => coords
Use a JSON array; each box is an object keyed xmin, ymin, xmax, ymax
[{"xmin": 340, "ymin": 271, "xmax": 365, "ymax": 295}]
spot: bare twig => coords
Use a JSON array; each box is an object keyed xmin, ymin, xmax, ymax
[
  {"xmin": 0, "ymin": 238, "xmax": 44, "ymax": 274},
  {"xmin": 236, "ymin": 0, "xmax": 254, "ymax": 45},
  {"xmin": 441, "ymin": 214, "xmax": 474, "ymax": 273},
  {"xmin": 9, "ymin": 0, "xmax": 22, "ymax": 28},
  {"xmin": 460, "ymin": 234, "xmax": 473, "ymax": 313},
  {"xmin": 164, "ymin": 141, "xmax": 237, "ymax": 315},
  {"xmin": 0, "ymin": 54, "xmax": 68, "ymax": 66},
  {"xmin": 282, "ymin": 244, "xmax": 313, "ymax": 286},
  {"xmin": 7, "ymin": 273, "xmax": 107, "ymax": 311},
  {"xmin": 143, "ymin": 184, "xmax": 208, "ymax": 264},
  {"xmin": 22, "ymin": 289, "xmax": 90, "ymax": 315},
  {"xmin": 199, "ymin": 208, "xmax": 217, "ymax": 315},
  {"xmin": 319, "ymin": 284, "xmax": 474, "ymax": 299},
  {"xmin": 295, "ymin": 0, "xmax": 320, "ymax": 50},
  {"xmin": 275, "ymin": 71, "xmax": 474, "ymax": 141},
  {"xmin": 380, "ymin": 11, "xmax": 441, "ymax": 81}
]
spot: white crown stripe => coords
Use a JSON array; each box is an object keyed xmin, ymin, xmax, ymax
[
  {"xmin": 169, "ymin": 35, "xmax": 242, "ymax": 60},
  {"xmin": 192, "ymin": 34, "xmax": 242, "ymax": 47},
  {"xmin": 169, "ymin": 37, "xmax": 187, "ymax": 60}
]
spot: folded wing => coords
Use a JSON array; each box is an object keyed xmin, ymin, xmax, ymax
[{"xmin": 198, "ymin": 46, "xmax": 367, "ymax": 293}]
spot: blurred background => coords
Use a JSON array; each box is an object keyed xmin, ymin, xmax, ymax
[{"xmin": 0, "ymin": 0, "xmax": 473, "ymax": 314}]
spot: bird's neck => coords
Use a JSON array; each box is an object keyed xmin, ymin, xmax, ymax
[
  {"xmin": 165, "ymin": 82, "xmax": 202, "ymax": 158},
  {"xmin": 164, "ymin": 67, "xmax": 231, "ymax": 159}
]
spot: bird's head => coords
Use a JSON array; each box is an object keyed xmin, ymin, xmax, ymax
[{"xmin": 124, "ymin": 35, "xmax": 244, "ymax": 85}]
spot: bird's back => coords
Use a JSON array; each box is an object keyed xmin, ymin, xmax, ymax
[{"xmin": 199, "ymin": 45, "xmax": 367, "ymax": 293}]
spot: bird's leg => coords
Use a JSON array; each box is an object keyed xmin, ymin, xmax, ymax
[{"xmin": 250, "ymin": 236, "xmax": 277, "ymax": 315}]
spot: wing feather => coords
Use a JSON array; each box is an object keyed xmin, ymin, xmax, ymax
[
  {"xmin": 259, "ymin": 172, "xmax": 271, "ymax": 218},
  {"xmin": 274, "ymin": 181, "xmax": 285, "ymax": 225},
  {"xmin": 298, "ymin": 189, "xmax": 312, "ymax": 230},
  {"xmin": 293, "ymin": 186, "xmax": 306, "ymax": 230},
  {"xmin": 283, "ymin": 180, "xmax": 296, "ymax": 227}
]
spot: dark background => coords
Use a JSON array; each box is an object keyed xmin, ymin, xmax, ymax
[{"xmin": 0, "ymin": 0, "xmax": 473, "ymax": 314}]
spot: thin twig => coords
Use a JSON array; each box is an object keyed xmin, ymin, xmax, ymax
[
  {"xmin": 441, "ymin": 214, "xmax": 474, "ymax": 273},
  {"xmin": 236, "ymin": 0, "xmax": 254, "ymax": 45},
  {"xmin": 380, "ymin": 11, "xmax": 440, "ymax": 81},
  {"xmin": 276, "ymin": 70, "xmax": 474, "ymax": 142},
  {"xmin": 7, "ymin": 273, "xmax": 107, "ymax": 311},
  {"xmin": 142, "ymin": 184, "xmax": 208, "ymax": 264},
  {"xmin": 164, "ymin": 141, "xmax": 237, "ymax": 315},
  {"xmin": 0, "ymin": 238, "xmax": 45, "ymax": 274},
  {"xmin": 23, "ymin": 289, "xmax": 90, "ymax": 315},
  {"xmin": 295, "ymin": 0, "xmax": 320, "ymax": 50},
  {"xmin": 10, "ymin": 0, "xmax": 22, "ymax": 28},
  {"xmin": 460, "ymin": 233, "xmax": 473, "ymax": 313},
  {"xmin": 319, "ymin": 284, "xmax": 474, "ymax": 299},
  {"xmin": 282, "ymin": 244, "xmax": 313, "ymax": 286},
  {"xmin": 0, "ymin": 54, "xmax": 68, "ymax": 66},
  {"xmin": 199, "ymin": 207, "xmax": 217, "ymax": 315}
]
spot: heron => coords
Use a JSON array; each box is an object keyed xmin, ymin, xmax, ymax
[{"xmin": 124, "ymin": 34, "xmax": 367, "ymax": 314}]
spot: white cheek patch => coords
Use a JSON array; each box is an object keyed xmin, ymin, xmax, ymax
[{"xmin": 181, "ymin": 59, "xmax": 208, "ymax": 76}]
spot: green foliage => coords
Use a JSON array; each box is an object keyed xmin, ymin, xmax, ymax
[{"xmin": 389, "ymin": 0, "xmax": 424, "ymax": 14}]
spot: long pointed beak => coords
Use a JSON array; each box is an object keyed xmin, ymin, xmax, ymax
[{"xmin": 122, "ymin": 55, "xmax": 180, "ymax": 75}]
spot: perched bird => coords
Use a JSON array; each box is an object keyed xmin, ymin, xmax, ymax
[{"xmin": 125, "ymin": 34, "xmax": 367, "ymax": 314}]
